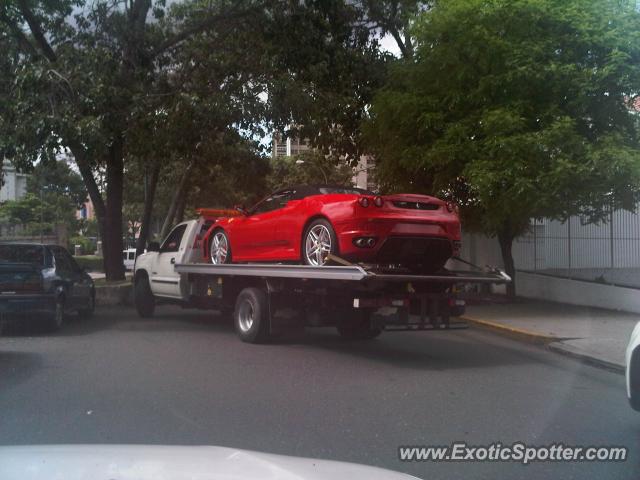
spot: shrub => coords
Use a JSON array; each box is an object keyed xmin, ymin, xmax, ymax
[{"xmin": 74, "ymin": 255, "xmax": 104, "ymax": 273}]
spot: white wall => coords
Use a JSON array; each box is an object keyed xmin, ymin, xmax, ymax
[{"xmin": 517, "ymin": 271, "xmax": 640, "ymax": 314}]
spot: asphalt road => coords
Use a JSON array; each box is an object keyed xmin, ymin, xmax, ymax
[{"xmin": 0, "ymin": 306, "xmax": 638, "ymax": 480}]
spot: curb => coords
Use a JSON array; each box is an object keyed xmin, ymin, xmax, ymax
[
  {"xmin": 460, "ymin": 315, "xmax": 557, "ymax": 344},
  {"xmin": 547, "ymin": 343, "xmax": 625, "ymax": 374},
  {"xmin": 94, "ymin": 282, "xmax": 132, "ymax": 306},
  {"xmin": 461, "ymin": 315, "xmax": 625, "ymax": 375}
]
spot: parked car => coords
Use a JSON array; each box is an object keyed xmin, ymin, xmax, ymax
[
  {"xmin": 123, "ymin": 248, "xmax": 137, "ymax": 270},
  {"xmin": 202, "ymin": 185, "xmax": 461, "ymax": 273},
  {"xmin": 626, "ymin": 322, "xmax": 640, "ymax": 410},
  {"xmin": 0, "ymin": 243, "xmax": 95, "ymax": 332}
]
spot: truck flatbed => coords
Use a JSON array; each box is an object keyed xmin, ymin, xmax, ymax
[{"xmin": 175, "ymin": 262, "xmax": 511, "ymax": 284}]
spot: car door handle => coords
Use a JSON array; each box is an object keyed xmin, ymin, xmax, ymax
[{"xmin": 170, "ymin": 258, "xmax": 176, "ymax": 264}]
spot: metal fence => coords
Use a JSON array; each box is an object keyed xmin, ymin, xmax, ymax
[
  {"xmin": 460, "ymin": 206, "xmax": 640, "ymax": 288},
  {"xmin": 513, "ymin": 209, "xmax": 640, "ymax": 270}
]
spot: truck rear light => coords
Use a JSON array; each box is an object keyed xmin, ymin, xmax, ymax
[
  {"xmin": 358, "ymin": 197, "xmax": 370, "ymax": 208},
  {"xmin": 373, "ymin": 196, "xmax": 383, "ymax": 207}
]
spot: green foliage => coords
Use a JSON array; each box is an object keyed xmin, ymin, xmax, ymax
[
  {"xmin": 27, "ymin": 159, "xmax": 87, "ymax": 208},
  {"xmin": 0, "ymin": 192, "xmax": 79, "ymax": 237},
  {"xmin": 69, "ymin": 235, "xmax": 96, "ymax": 255},
  {"xmin": 267, "ymin": 152, "xmax": 354, "ymax": 192},
  {"xmin": 0, "ymin": 159, "xmax": 85, "ymax": 237},
  {"xmin": 365, "ymin": 0, "xmax": 640, "ymax": 239},
  {"xmin": 73, "ymin": 255, "xmax": 104, "ymax": 272}
]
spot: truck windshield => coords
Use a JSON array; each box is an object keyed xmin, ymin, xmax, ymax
[{"xmin": 0, "ymin": 245, "xmax": 44, "ymax": 266}]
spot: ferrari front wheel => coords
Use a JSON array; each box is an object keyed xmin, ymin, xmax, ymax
[
  {"xmin": 210, "ymin": 229, "xmax": 232, "ymax": 264},
  {"xmin": 303, "ymin": 219, "xmax": 337, "ymax": 266}
]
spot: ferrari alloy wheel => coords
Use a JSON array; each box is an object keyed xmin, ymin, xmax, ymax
[
  {"xmin": 303, "ymin": 219, "xmax": 337, "ymax": 266},
  {"xmin": 210, "ymin": 230, "xmax": 231, "ymax": 264}
]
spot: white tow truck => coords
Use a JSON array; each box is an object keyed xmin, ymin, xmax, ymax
[{"xmin": 133, "ymin": 218, "xmax": 510, "ymax": 343}]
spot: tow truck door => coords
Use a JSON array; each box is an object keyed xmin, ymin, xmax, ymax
[{"xmin": 151, "ymin": 223, "xmax": 188, "ymax": 298}]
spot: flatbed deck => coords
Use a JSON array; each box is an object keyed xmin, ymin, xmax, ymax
[{"xmin": 175, "ymin": 262, "xmax": 511, "ymax": 284}]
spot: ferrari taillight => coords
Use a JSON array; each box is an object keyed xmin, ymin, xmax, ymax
[
  {"xmin": 358, "ymin": 197, "xmax": 370, "ymax": 208},
  {"xmin": 373, "ymin": 196, "xmax": 383, "ymax": 207}
]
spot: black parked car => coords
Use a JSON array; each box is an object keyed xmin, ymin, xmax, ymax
[{"xmin": 0, "ymin": 243, "xmax": 95, "ymax": 332}]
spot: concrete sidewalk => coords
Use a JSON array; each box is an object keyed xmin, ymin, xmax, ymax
[{"xmin": 462, "ymin": 300, "xmax": 640, "ymax": 371}]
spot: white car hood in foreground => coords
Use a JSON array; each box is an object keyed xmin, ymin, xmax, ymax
[
  {"xmin": 0, "ymin": 445, "xmax": 420, "ymax": 480},
  {"xmin": 626, "ymin": 321, "xmax": 640, "ymax": 399}
]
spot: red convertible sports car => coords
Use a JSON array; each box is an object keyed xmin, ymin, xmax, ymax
[{"xmin": 201, "ymin": 185, "xmax": 461, "ymax": 273}]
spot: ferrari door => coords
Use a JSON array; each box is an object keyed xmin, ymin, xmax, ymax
[{"xmin": 229, "ymin": 190, "xmax": 295, "ymax": 261}]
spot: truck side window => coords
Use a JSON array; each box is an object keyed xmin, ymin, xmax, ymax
[{"xmin": 160, "ymin": 224, "xmax": 187, "ymax": 253}]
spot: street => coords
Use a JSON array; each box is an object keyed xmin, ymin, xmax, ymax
[{"xmin": 0, "ymin": 306, "xmax": 638, "ymax": 480}]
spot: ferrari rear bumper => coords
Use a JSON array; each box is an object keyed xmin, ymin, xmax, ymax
[{"xmin": 334, "ymin": 218, "xmax": 458, "ymax": 271}]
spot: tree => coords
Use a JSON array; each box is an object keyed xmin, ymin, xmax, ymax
[
  {"xmin": 357, "ymin": 0, "xmax": 426, "ymax": 58},
  {"xmin": 267, "ymin": 152, "xmax": 354, "ymax": 191},
  {"xmin": 0, "ymin": 159, "xmax": 86, "ymax": 239},
  {"xmin": 364, "ymin": 0, "xmax": 640, "ymax": 297},
  {"xmin": 262, "ymin": 0, "xmax": 387, "ymax": 164},
  {"xmin": 27, "ymin": 158, "xmax": 87, "ymax": 209},
  {"xmin": 0, "ymin": 0, "xmax": 264, "ymax": 280}
]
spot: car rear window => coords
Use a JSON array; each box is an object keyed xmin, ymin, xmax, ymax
[{"xmin": 0, "ymin": 245, "xmax": 45, "ymax": 265}]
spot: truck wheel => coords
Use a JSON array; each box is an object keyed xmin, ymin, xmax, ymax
[
  {"xmin": 336, "ymin": 310, "xmax": 382, "ymax": 340},
  {"xmin": 45, "ymin": 296, "xmax": 65, "ymax": 332},
  {"xmin": 234, "ymin": 287, "xmax": 270, "ymax": 343},
  {"xmin": 135, "ymin": 276, "xmax": 155, "ymax": 318}
]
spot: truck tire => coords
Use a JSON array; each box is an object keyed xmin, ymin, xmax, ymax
[
  {"xmin": 336, "ymin": 310, "xmax": 382, "ymax": 340},
  {"xmin": 45, "ymin": 295, "xmax": 65, "ymax": 332},
  {"xmin": 234, "ymin": 287, "xmax": 270, "ymax": 343},
  {"xmin": 135, "ymin": 275, "xmax": 155, "ymax": 318}
]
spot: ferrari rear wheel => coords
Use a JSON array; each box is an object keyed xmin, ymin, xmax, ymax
[
  {"xmin": 210, "ymin": 229, "xmax": 232, "ymax": 265},
  {"xmin": 303, "ymin": 219, "xmax": 337, "ymax": 266}
]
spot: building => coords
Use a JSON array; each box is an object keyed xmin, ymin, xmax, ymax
[
  {"xmin": 77, "ymin": 197, "xmax": 96, "ymax": 220},
  {"xmin": 0, "ymin": 160, "xmax": 28, "ymax": 202},
  {"xmin": 272, "ymin": 133, "xmax": 312, "ymax": 158},
  {"xmin": 352, "ymin": 155, "xmax": 376, "ymax": 191}
]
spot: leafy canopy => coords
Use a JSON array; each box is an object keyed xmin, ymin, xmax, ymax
[{"xmin": 365, "ymin": 0, "xmax": 640, "ymax": 238}]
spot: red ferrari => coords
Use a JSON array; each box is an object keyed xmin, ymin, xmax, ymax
[{"xmin": 202, "ymin": 185, "xmax": 461, "ymax": 273}]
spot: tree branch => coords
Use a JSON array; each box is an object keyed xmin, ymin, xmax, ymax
[
  {"xmin": 150, "ymin": 3, "xmax": 261, "ymax": 58},
  {"xmin": 16, "ymin": 0, "xmax": 57, "ymax": 62},
  {"xmin": 0, "ymin": 11, "xmax": 39, "ymax": 58}
]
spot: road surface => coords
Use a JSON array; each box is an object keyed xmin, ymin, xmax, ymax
[{"xmin": 0, "ymin": 306, "xmax": 637, "ymax": 479}]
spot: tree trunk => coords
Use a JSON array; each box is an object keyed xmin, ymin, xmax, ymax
[
  {"xmin": 135, "ymin": 161, "xmax": 160, "ymax": 255},
  {"xmin": 159, "ymin": 162, "xmax": 193, "ymax": 240},
  {"xmin": 103, "ymin": 137, "xmax": 126, "ymax": 281},
  {"xmin": 497, "ymin": 229, "xmax": 516, "ymax": 299},
  {"xmin": 173, "ymin": 183, "xmax": 189, "ymax": 224}
]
